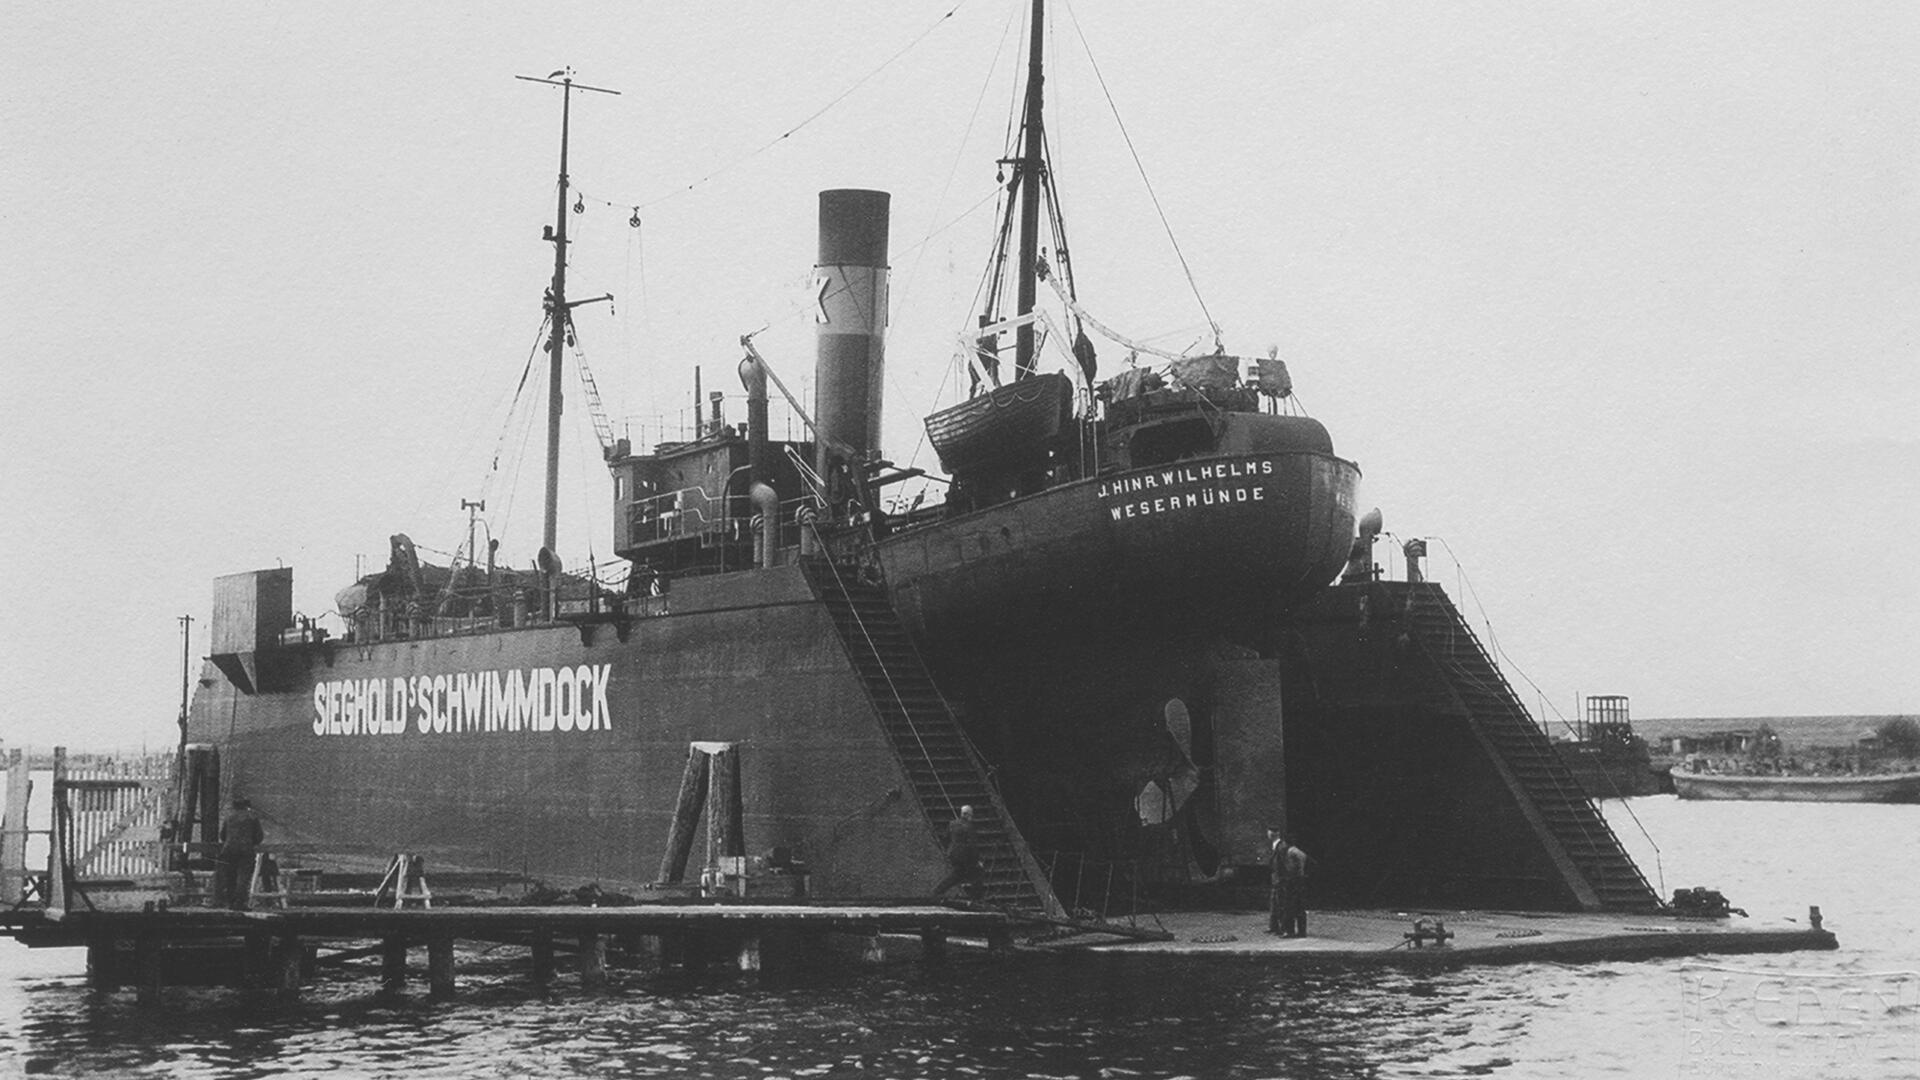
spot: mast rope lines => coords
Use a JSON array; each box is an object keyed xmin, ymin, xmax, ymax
[
  {"xmin": 1057, "ymin": 0, "xmax": 1220, "ymax": 353},
  {"xmin": 567, "ymin": 4, "xmax": 973, "ymax": 217}
]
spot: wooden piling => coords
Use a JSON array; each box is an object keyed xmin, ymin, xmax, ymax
[
  {"xmin": 579, "ymin": 932, "xmax": 608, "ymax": 988},
  {"xmin": 87, "ymin": 933, "xmax": 121, "ymax": 991},
  {"xmin": 381, "ymin": 937, "xmax": 408, "ymax": 992},
  {"xmin": 271, "ymin": 934, "xmax": 303, "ymax": 999},
  {"xmin": 427, "ymin": 935, "xmax": 455, "ymax": 999},
  {"xmin": 737, "ymin": 934, "xmax": 762, "ymax": 972},
  {"xmin": 707, "ymin": 743, "xmax": 744, "ymax": 863},
  {"xmin": 135, "ymin": 932, "xmax": 161, "ymax": 1006},
  {"xmin": 920, "ymin": 926, "xmax": 947, "ymax": 962},
  {"xmin": 531, "ymin": 931, "xmax": 555, "ymax": 985},
  {"xmin": 658, "ymin": 749, "xmax": 710, "ymax": 884},
  {"xmin": 861, "ymin": 931, "xmax": 886, "ymax": 965}
]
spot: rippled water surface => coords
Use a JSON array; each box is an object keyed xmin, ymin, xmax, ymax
[{"xmin": 3, "ymin": 797, "xmax": 1915, "ymax": 1078}]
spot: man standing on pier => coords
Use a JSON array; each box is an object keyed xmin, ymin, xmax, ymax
[
  {"xmin": 1277, "ymin": 834, "xmax": 1310, "ymax": 937},
  {"xmin": 933, "ymin": 804, "xmax": 986, "ymax": 902},
  {"xmin": 216, "ymin": 798, "xmax": 264, "ymax": 910},
  {"xmin": 1268, "ymin": 830, "xmax": 1310, "ymax": 936}
]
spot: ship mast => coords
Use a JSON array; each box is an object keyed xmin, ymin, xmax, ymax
[
  {"xmin": 1013, "ymin": 0, "xmax": 1046, "ymax": 379},
  {"xmin": 516, "ymin": 71, "xmax": 618, "ymax": 561}
]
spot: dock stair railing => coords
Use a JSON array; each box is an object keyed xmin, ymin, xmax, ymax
[
  {"xmin": 1398, "ymin": 582, "xmax": 1660, "ymax": 912},
  {"xmin": 802, "ymin": 555, "xmax": 1062, "ymax": 918}
]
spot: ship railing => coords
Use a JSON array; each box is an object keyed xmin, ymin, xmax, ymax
[
  {"xmin": 615, "ymin": 392, "xmax": 809, "ymax": 452},
  {"xmin": 626, "ymin": 485, "xmax": 815, "ymax": 558}
]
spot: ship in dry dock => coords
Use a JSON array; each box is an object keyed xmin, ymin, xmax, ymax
[{"xmin": 177, "ymin": 0, "xmax": 1661, "ymax": 921}]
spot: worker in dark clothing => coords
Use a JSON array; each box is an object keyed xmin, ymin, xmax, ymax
[
  {"xmin": 215, "ymin": 798, "xmax": 264, "ymax": 910},
  {"xmin": 1266, "ymin": 827, "xmax": 1286, "ymax": 934},
  {"xmin": 1276, "ymin": 834, "xmax": 1310, "ymax": 937},
  {"xmin": 932, "ymin": 804, "xmax": 987, "ymax": 901}
]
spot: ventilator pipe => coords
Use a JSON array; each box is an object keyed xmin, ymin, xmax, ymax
[
  {"xmin": 750, "ymin": 482, "xmax": 780, "ymax": 569},
  {"xmin": 738, "ymin": 351, "xmax": 770, "ymax": 488},
  {"xmin": 1403, "ymin": 537, "xmax": 1427, "ymax": 583},
  {"xmin": 1341, "ymin": 507, "xmax": 1384, "ymax": 585}
]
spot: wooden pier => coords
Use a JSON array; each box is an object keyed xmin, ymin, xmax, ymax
[{"xmin": 1, "ymin": 901, "xmax": 1016, "ymax": 1002}]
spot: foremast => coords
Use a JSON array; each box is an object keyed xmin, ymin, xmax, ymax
[{"xmin": 515, "ymin": 71, "xmax": 619, "ymax": 567}]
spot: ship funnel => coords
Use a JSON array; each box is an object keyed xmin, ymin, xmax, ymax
[{"xmin": 813, "ymin": 189, "xmax": 891, "ymax": 495}]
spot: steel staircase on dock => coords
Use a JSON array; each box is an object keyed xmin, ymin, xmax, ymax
[
  {"xmin": 1398, "ymin": 583, "xmax": 1662, "ymax": 913},
  {"xmin": 803, "ymin": 559, "xmax": 1057, "ymax": 916}
]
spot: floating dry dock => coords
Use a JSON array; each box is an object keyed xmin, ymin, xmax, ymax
[{"xmin": 2, "ymin": 899, "xmax": 1835, "ymax": 1001}]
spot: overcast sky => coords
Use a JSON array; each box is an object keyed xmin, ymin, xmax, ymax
[{"xmin": 3, "ymin": 1, "xmax": 1915, "ymax": 751}]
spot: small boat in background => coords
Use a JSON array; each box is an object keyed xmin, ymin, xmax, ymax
[{"xmin": 1671, "ymin": 769, "xmax": 1920, "ymax": 803}]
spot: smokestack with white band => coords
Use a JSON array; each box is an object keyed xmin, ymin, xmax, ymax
[{"xmin": 813, "ymin": 189, "xmax": 891, "ymax": 489}]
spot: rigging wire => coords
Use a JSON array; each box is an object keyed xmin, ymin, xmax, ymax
[
  {"xmin": 571, "ymin": 3, "xmax": 974, "ymax": 215},
  {"xmin": 889, "ymin": 1, "xmax": 1021, "ymax": 469},
  {"xmin": 1059, "ymin": 0, "xmax": 1220, "ymax": 351}
]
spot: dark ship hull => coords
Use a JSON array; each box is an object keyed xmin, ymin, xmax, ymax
[{"xmin": 878, "ymin": 448, "xmax": 1360, "ymax": 649}]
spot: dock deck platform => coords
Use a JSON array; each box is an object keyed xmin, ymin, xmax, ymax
[{"xmin": 1039, "ymin": 907, "xmax": 1836, "ymax": 966}]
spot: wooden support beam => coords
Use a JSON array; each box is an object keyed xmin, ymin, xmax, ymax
[
  {"xmin": 381, "ymin": 937, "xmax": 408, "ymax": 992},
  {"xmin": 47, "ymin": 747, "xmax": 68, "ymax": 918},
  {"xmin": 578, "ymin": 932, "xmax": 607, "ymax": 988},
  {"xmin": 707, "ymin": 743, "xmax": 744, "ymax": 862},
  {"xmin": 531, "ymin": 931, "xmax": 555, "ymax": 985},
  {"xmin": 427, "ymin": 935, "xmax": 455, "ymax": 999},
  {"xmin": 658, "ymin": 747, "xmax": 710, "ymax": 884}
]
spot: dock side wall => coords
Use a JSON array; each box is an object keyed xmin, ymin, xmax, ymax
[{"xmin": 187, "ymin": 566, "xmax": 952, "ymax": 898}]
